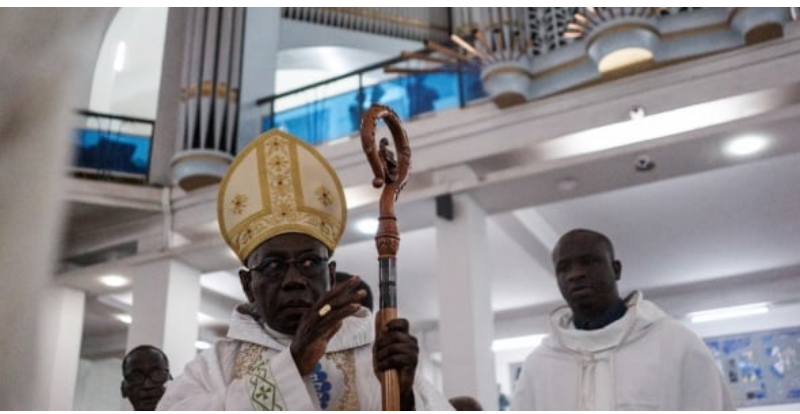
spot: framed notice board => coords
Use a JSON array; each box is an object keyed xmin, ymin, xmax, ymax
[{"xmin": 704, "ymin": 326, "xmax": 800, "ymax": 408}]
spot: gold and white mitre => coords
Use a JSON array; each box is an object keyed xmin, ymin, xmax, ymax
[{"xmin": 217, "ymin": 129, "xmax": 347, "ymax": 263}]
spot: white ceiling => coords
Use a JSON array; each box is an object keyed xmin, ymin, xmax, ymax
[{"xmin": 535, "ymin": 150, "xmax": 800, "ymax": 292}]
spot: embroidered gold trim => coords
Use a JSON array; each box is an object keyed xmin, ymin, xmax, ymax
[
  {"xmin": 234, "ymin": 343, "xmax": 262, "ymax": 380},
  {"xmin": 235, "ymin": 343, "xmax": 286, "ymax": 411},
  {"xmin": 328, "ymin": 351, "xmax": 360, "ymax": 410}
]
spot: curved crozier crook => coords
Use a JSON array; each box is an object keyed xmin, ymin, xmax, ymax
[{"xmin": 360, "ymin": 104, "xmax": 411, "ymax": 211}]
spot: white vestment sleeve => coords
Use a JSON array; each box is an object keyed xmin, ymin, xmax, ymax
[
  {"xmin": 157, "ymin": 343, "xmax": 317, "ymax": 410},
  {"xmin": 263, "ymin": 348, "xmax": 316, "ymax": 410},
  {"xmin": 509, "ymin": 353, "xmax": 535, "ymax": 410},
  {"xmin": 412, "ymin": 375, "xmax": 455, "ymax": 410},
  {"xmin": 156, "ymin": 347, "xmax": 253, "ymax": 410}
]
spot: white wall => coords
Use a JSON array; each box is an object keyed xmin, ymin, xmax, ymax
[
  {"xmin": 89, "ymin": 8, "xmax": 168, "ymax": 120},
  {"xmin": 741, "ymin": 402, "xmax": 800, "ymax": 411},
  {"xmin": 683, "ymin": 301, "xmax": 800, "ymax": 339}
]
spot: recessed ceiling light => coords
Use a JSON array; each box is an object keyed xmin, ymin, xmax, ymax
[
  {"xmin": 99, "ymin": 274, "xmax": 129, "ymax": 288},
  {"xmin": 688, "ymin": 303, "xmax": 769, "ymax": 324},
  {"xmin": 115, "ymin": 314, "xmax": 132, "ymax": 324},
  {"xmin": 725, "ymin": 136, "xmax": 768, "ymax": 157},
  {"xmin": 195, "ymin": 340, "xmax": 212, "ymax": 350},
  {"xmin": 356, "ymin": 218, "xmax": 379, "ymax": 235},
  {"xmin": 597, "ymin": 47, "xmax": 653, "ymax": 73}
]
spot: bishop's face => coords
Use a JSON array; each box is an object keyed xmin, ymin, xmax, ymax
[{"xmin": 239, "ymin": 233, "xmax": 335, "ymax": 334}]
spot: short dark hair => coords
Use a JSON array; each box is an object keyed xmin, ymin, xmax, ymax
[
  {"xmin": 449, "ymin": 396, "xmax": 483, "ymax": 411},
  {"xmin": 122, "ymin": 345, "xmax": 169, "ymax": 373},
  {"xmin": 554, "ymin": 228, "xmax": 615, "ymax": 259},
  {"xmin": 336, "ymin": 272, "xmax": 374, "ymax": 311}
]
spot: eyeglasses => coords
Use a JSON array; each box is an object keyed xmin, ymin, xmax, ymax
[
  {"xmin": 125, "ymin": 368, "xmax": 171, "ymax": 385},
  {"xmin": 248, "ymin": 254, "xmax": 329, "ymax": 281}
]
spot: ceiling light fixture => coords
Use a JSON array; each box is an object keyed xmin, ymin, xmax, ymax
[
  {"xmin": 115, "ymin": 314, "xmax": 132, "ymax": 324},
  {"xmin": 538, "ymin": 88, "xmax": 785, "ymax": 160},
  {"xmin": 492, "ymin": 334, "xmax": 547, "ymax": 352},
  {"xmin": 568, "ymin": 8, "xmax": 663, "ymax": 75},
  {"xmin": 725, "ymin": 136, "xmax": 769, "ymax": 157},
  {"xmin": 688, "ymin": 303, "xmax": 769, "ymax": 324},
  {"xmin": 195, "ymin": 340, "xmax": 212, "ymax": 350},
  {"xmin": 355, "ymin": 218, "xmax": 379, "ymax": 235},
  {"xmin": 99, "ymin": 274, "xmax": 129, "ymax": 288},
  {"xmin": 598, "ymin": 47, "xmax": 654, "ymax": 73}
]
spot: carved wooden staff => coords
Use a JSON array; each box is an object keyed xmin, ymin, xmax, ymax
[{"xmin": 360, "ymin": 104, "xmax": 410, "ymax": 411}]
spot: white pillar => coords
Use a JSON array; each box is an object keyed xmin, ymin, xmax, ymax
[
  {"xmin": 46, "ymin": 287, "xmax": 87, "ymax": 410},
  {"xmin": 149, "ymin": 8, "xmax": 190, "ymax": 185},
  {"xmin": 127, "ymin": 259, "xmax": 201, "ymax": 376},
  {"xmin": 0, "ymin": 9, "xmax": 109, "ymax": 410},
  {"xmin": 237, "ymin": 7, "xmax": 281, "ymax": 151},
  {"xmin": 435, "ymin": 194, "xmax": 497, "ymax": 410}
]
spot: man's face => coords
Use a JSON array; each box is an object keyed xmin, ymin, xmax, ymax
[
  {"xmin": 121, "ymin": 349, "xmax": 170, "ymax": 411},
  {"xmin": 552, "ymin": 232, "xmax": 621, "ymax": 312},
  {"xmin": 239, "ymin": 233, "xmax": 335, "ymax": 335}
]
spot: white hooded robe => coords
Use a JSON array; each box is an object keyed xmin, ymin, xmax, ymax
[{"xmin": 511, "ymin": 291, "xmax": 734, "ymax": 410}]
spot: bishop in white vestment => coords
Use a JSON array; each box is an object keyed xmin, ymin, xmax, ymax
[{"xmin": 158, "ymin": 129, "xmax": 452, "ymax": 411}]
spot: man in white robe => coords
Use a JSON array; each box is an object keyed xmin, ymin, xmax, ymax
[
  {"xmin": 511, "ymin": 229, "xmax": 733, "ymax": 410},
  {"xmin": 158, "ymin": 129, "xmax": 451, "ymax": 410}
]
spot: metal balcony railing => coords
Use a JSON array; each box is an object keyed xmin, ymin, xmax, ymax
[
  {"xmin": 282, "ymin": 7, "xmax": 451, "ymax": 43},
  {"xmin": 72, "ymin": 109, "xmax": 155, "ymax": 183},
  {"xmin": 256, "ymin": 54, "xmax": 486, "ymax": 146}
]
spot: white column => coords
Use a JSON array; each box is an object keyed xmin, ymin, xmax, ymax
[
  {"xmin": 237, "ymin": 7, "xmax": 281, "ymax": 151},
  {"xmin": 127, "ymin": 259, "xmax": 201, "ymax": 376},
  {"xmin": 435, "ymin": 194, "xmax": 497, "ymax": 410},
  {"xmin": 149, "ymin": 8, "xmax": 190, "ymax": 185},
  {"xmin": 46, "ymin": 287, "xmax": 87, "ymax": 410},
  {"xmin": 0, "ymin": 9, "xmax": 109, "ymax": 410}
]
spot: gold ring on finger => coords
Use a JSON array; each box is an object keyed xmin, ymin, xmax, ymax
[{"xmin": 318, "ymin": 304, "xmax": 332, "ymax": 317}]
